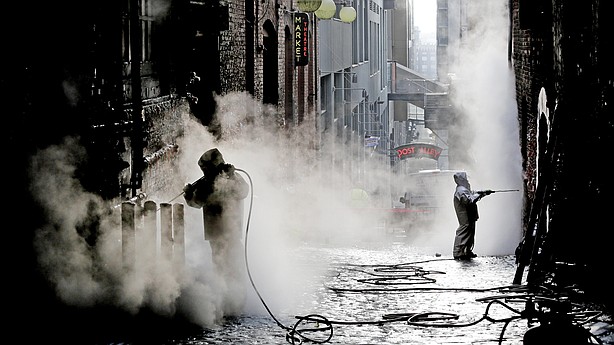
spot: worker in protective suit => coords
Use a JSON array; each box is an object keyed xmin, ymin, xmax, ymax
[
  {"xmin": 452, "ymin": 172, "xmax": 492, "ymax": 260},
  {"xmin": 183, "ymin": 148, "xmax": 249, "ymax": 314}
]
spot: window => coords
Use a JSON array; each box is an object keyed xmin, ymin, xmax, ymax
[
  {"xmin": 122, "ymin": 0, "xmax": 155, "ymax": 63},
  {"xmin": 369, "ymin": 22, "xmax": 380, "ymax": 75}
]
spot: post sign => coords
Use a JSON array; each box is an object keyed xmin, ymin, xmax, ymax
[
  {"xmin": 294, "ymin": 12, "xmax": 309, "ymax": 66},
  {"xmin": 394, "ymin": 143, "xmax": 443, "ymax": 160}
]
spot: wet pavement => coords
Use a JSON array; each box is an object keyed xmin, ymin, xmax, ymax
[
  {"xmin": 239, "ymin": 244, "xmax": 527, "ymax": 345},
  {"xmin": 92, "ymin": 233, "xmax": 613, "ymax": 345}
]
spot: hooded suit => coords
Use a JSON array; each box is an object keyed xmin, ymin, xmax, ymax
[
  {"xmin": 452, "ymin": 172, "xmax": 484, "ymax": 259},
  {"xmin": 183, "ymin": 148, "xmax": 249, "ymax": 314}
]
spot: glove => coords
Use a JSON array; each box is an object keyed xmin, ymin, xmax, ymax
[
  {"xmin": 183, "ymin": 183, "xmax": 194, "ymax": 195},
  {"xmin": 222, "ymin": 163, "xmax": 235, "ymax": 176},
  {"xmin": 484, "ymin": 189, "xmax": 494, "ymax": 195}
]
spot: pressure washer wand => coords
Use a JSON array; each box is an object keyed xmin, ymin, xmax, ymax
[
  {"xmin": 167, "ymin": 175, "xmax": 205, "ymax": 203},
  {"xmin": 476, "ymin": 189, "xmax": 519, "ymax": 197},
  {"xmin": 167, "ymin": 191, "xmax": 185, "ymax": 204}
]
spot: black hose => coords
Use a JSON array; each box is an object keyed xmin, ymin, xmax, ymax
[
  {"xmin": 236, "ymin": 169, "xmax": 606, "ymax": 344},
  {"xmin": 237, "ymin": 168, "xmax": 292, "ymax": 332}
]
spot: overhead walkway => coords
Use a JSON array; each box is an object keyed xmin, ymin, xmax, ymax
[{"xmin": 388, "ymin": 62, "xmax": 453, "ymax": 129}]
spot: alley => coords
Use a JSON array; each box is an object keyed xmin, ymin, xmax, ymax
[{"xmin": 81, "ymin": 235, "xmax": 613, "ymax": 345}]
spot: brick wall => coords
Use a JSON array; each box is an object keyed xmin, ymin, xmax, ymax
[
  {"xmin": 220, "ymin": 0, "xmax": 248, "ymax": 93},
  {"xmin": 510, "ymin": 0, "xmax": 553, "ymax": 232},
  {"xmin": 512, "ymin": 0, "xmax": 614, "ymax": 310}
]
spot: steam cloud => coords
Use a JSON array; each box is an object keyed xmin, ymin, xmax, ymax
[
  {"xmin": 446, "ymin": 0, "xmax": 523, "ymax": 255},
  {"xmin": 29, "ymin": 0, "xmax": 520, "ymax": 329},
  {"xmin": 28, "ymin": 93, "xmax": 388, "ymax": 328}
]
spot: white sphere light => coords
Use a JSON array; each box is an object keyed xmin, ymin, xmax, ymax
[
  {"xmin": 315, "ymin": 0, "xmax": 336, "ymax": 20},
  {"xmin": 297, "ymin": 0, "xmax": 323, "ymax": 12},
  {"xmin": 339, "ymin": 6, "xmax": 357, "ymax": 23}
]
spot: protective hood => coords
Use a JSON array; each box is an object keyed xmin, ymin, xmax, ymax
[
  {"xmin": 198, "ymin": 148, "xmax": 225, "ymax": 171},
  {"xmin": 453, "ymin": 171, "xmax": 471, "ymax": 189}
]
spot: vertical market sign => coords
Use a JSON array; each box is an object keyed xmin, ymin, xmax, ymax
[{"xmin": 294, "ymin": 13, "xmax": 309, "ymax": 66}]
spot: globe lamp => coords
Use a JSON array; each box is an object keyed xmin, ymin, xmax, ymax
[
  {"xmin": 315, "ymin": 0, "xmax": 336, "ymax": 20},
  {"xmin": 297, "ymin": 0, "xmax": 323, "ymax": 12},
  {"xmin": 339, "ymin": 5, "xmax": 357, "ymax": 23}
]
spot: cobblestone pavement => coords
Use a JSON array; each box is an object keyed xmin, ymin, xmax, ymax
[{"xmin": 163, "ymin": 236, "xmax": 613, "ymax": 345}]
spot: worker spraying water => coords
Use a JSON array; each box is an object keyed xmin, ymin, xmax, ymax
[
  {"xmin": 181, "ymin": 148, "xmax": 250, "ymax": 316},
  {"xmin": 452, "ymin": 171, "xmax": 519, "ymax": 260}
]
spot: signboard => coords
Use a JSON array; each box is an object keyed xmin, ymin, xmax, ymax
[
  {"xmin": 365, "ymin": 136, "xmax": 380, "ymax": 147},
  {"xmin": 394, "ymin": 143, "xmax": 443, "ymax": 160},
  {"xmin": 294, "ymin": 13, "xmax": 309, "ymax": 66}
]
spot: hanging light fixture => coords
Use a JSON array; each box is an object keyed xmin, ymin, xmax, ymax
[
  {"xmin": 297, "ymin": 0, "xmax": 323, "ymax": 12},
  {"xmin": 339, "ymin": 4, "xmax": 357, "ymax": 23},
  {"xmin": 314, "ymin": 0, "xmax": 356, "ymax": 23},
  {"xmin": 315, "ymin": 0, "xmax": 336, "ymax": 20}
]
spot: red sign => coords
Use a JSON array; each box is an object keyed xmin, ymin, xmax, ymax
[
  {"xmin": 394, "ymin": 143, "xmax": 443, "ymax": 160},
  {"xmin": 294, "ymin": 13, "xmax": 309, "ymax": 66}
]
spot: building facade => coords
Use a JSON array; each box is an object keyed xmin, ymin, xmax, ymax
[
  {"xmin": 510, "ymin": 0, "xmax": 613, "ymax": 312},
  {"xmin": 8, "ymin": 0, "xmax": 320, "ymax": 204},
  {"xmin": 316, "ymin": 0, "xmax": 395, "ymax": 206}
]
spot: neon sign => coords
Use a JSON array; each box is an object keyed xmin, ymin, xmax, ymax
[
  {"xmin": 294, "ymin": 13, "xmax": 309, "ymax": 66},
  {"xmin": 394, "ymin": 143, "xmax": 443, "ymax": 160}
]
